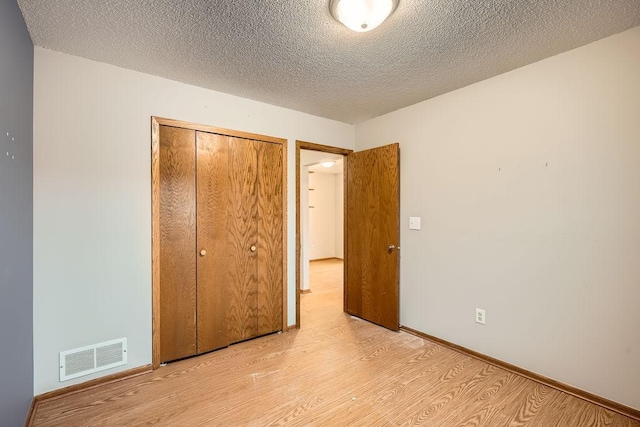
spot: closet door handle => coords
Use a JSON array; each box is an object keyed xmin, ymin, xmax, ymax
[
  {"xmin": 200, "ymin": 249, "xmax": 207, "ymax": 257},
  {"xmin": 250, "ymin": 245, "xmax": 257, "ymax": 252}
]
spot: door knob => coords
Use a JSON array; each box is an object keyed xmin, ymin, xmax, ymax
[
  {"xmin": 250, "ymin": 245, "xmax": 257, "ymax": 252},
  {"xmin": 200, "ymin": 249, "xmax": 207, "ymax": 256},
  {"xmin": 388, "ymin": 244, "xmax": 395, "ymax": 252}
]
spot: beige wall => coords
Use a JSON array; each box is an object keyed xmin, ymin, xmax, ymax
[
  {"xmin": 33, "ymin": 47, "xmax": 354, "ymax": 394},
  {"xmin": 355, "ymin": 27, "xmax": 640, "ymax": 409},
  {"xmin": 309, "ymin": 171, "xmax": 337, "ymax": 260},
  {"xmin": 300, "ymin": 166, "xmax": 311, "ymax": 291},
  {"xmin": 334, "ymin": 173, "xmax": 344, "ymax": 258},
  {"xmin": 308, "ymin": 170, "xmax": 344, "ymax": 261}
]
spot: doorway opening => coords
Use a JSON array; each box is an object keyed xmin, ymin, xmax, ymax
[
  {"xmin": 296, "ymin": 141, "xmax": 400, "ymax": 331},
  {"xmin": 295, "ymin": 141, "xmax": 352, "ymax": 328}
]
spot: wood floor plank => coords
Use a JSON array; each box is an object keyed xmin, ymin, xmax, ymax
[
  {"xmin": 32, "ymin": 259, "xmax": 640, "ymax": 426},
  {"xmin": 535, "ymin": 391, "xmax": 635, "ymax": 427}
]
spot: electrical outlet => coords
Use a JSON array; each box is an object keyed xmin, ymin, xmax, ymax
[{"xmin": 475, "ymin": 308, "xmax": 486, "ymax": 325}]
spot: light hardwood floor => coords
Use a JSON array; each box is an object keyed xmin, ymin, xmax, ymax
[{"xmin": 32, "ymin": 259, "xmax": 639, "ymax": 426}]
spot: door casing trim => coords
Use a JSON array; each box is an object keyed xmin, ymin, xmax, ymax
[{"xmin": 295, "ymin": 141, "xmax": 353, "ymax": 328}]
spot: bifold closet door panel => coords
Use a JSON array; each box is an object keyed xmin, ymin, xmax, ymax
[
  {"xmin": 196, "ymin": 132, "xmax": 230, "ymax": 353},
  {"xmin": 226, "ymin": 137, "xmax": 259, "ymax": 343},
  {"xmin": 257, "ymin": 142, "xmax": 284, "ymax": 335},
  {"xmin": 159, "ymin": 126, "xmax": 197, "ymax": 362}
]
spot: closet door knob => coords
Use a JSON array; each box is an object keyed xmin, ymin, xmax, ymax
[
  {"xmin": 250, "ymin": 245, "xmax": 257, "ymax": 252},
  {"xmin": 200, "ymin": 249, "xmax": 207, "ymax": 256}
]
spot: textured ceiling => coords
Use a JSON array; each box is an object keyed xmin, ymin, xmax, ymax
[{"xmin": 18, "ymin": 0, "xmax": 640, "ymax": 124}]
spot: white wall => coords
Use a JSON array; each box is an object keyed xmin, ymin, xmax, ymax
[
  {"xmin": 307, "ymin": 170, "xmax": 344, "ymax": 261},
  {"xmin": 300, "ymin": 166, "xmax": 310, "ymax": 291},
  {"xmin": 309, "ymin": 172, "xmax": 336, "ymax": 259},
  {"xmin": 334, "ymin": 173, "xmax": 344, "ymax": 258},
  {"xmin": 355, "ymin": 26, "xmax": 640, "ymax": 409},
  {"xmin": 33, "ymin": 47, "xmax": 354, "ymax": 394}
]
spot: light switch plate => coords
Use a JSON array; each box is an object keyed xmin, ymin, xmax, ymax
[{"xmin": 409, "ymin": 217, "xmax": 421, "ymax": 230}]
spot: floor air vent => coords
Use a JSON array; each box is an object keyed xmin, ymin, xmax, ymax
[{"xmin": 60, "ymin": 338, "xmax": 127, "ymax": 382}]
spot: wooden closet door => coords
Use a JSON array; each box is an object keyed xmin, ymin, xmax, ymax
[
  {"xmin": 196, "ymin": 132, "xmax": 230, "ymax": 353},
  {"xmin": 257, "ymin": 141, "xmax": 284, "ymax": 335},
  {"xmin": 159, "ymin": 126, "xmax": 197, "ymax": 362},
  {"xmin": 226, "ymin": 137, "xmax": 259, "ymax": 343},
  {"xmin": 153, "ymin": 118, "xmax": 287, "ymax": 367}
]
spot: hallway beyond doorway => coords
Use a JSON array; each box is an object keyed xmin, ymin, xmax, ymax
[{"xmin": 301, "ymin": 259, "xmax": 343, "ymax": 325}]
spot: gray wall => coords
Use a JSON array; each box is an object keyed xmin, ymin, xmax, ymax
[{"xmin": 0, "ymin": 1, "xmax": 34, "ymax": 425}]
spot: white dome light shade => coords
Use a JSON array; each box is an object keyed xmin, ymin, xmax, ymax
[
  {"xmin": 330, "ymin": 0, "xmax": 399, "ymax": 32},
  {"xmin": 321, "ymin": 161, "xmax": 335, "ymax": 168}
]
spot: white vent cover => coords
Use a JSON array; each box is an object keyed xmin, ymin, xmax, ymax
[{"xmin": 60, "ymin": 338, "xmax": 127, "ymax": 382}]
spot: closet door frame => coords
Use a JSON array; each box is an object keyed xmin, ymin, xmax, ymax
[{"xmin": 151, "ymin": 117, "xmax": 288, "ymax": 369}]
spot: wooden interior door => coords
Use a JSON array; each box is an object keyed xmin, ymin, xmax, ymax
[
  {"xmin": 226, "ymin": 137, "xmax": 259, "ymax": 343},
  {"xmin": 257, "ymin": 141, "xmax": 284, "ymax": 335},
  {"xmin": 196, "ymin": 132, "xmax": 230, "ymax": 353},
  {"xmin": 196, "ymin": 135, "xmax": 284, "ymax": 350},
  {"xmin": 159, "ymin": 126, "xmax": 197, "ymax": 362},
  {"xmin": 345, "ymin": 143, "xmax": 400, "ymax": 331}
]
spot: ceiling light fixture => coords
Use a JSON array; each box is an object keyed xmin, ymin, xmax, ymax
[
  {"xmin": 330, "ymin": 0, "xmax": 399, "ymax": 32},
  {"xmin": 321, "ymin": 161, "xmax": 335, "ymax": 168}
]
